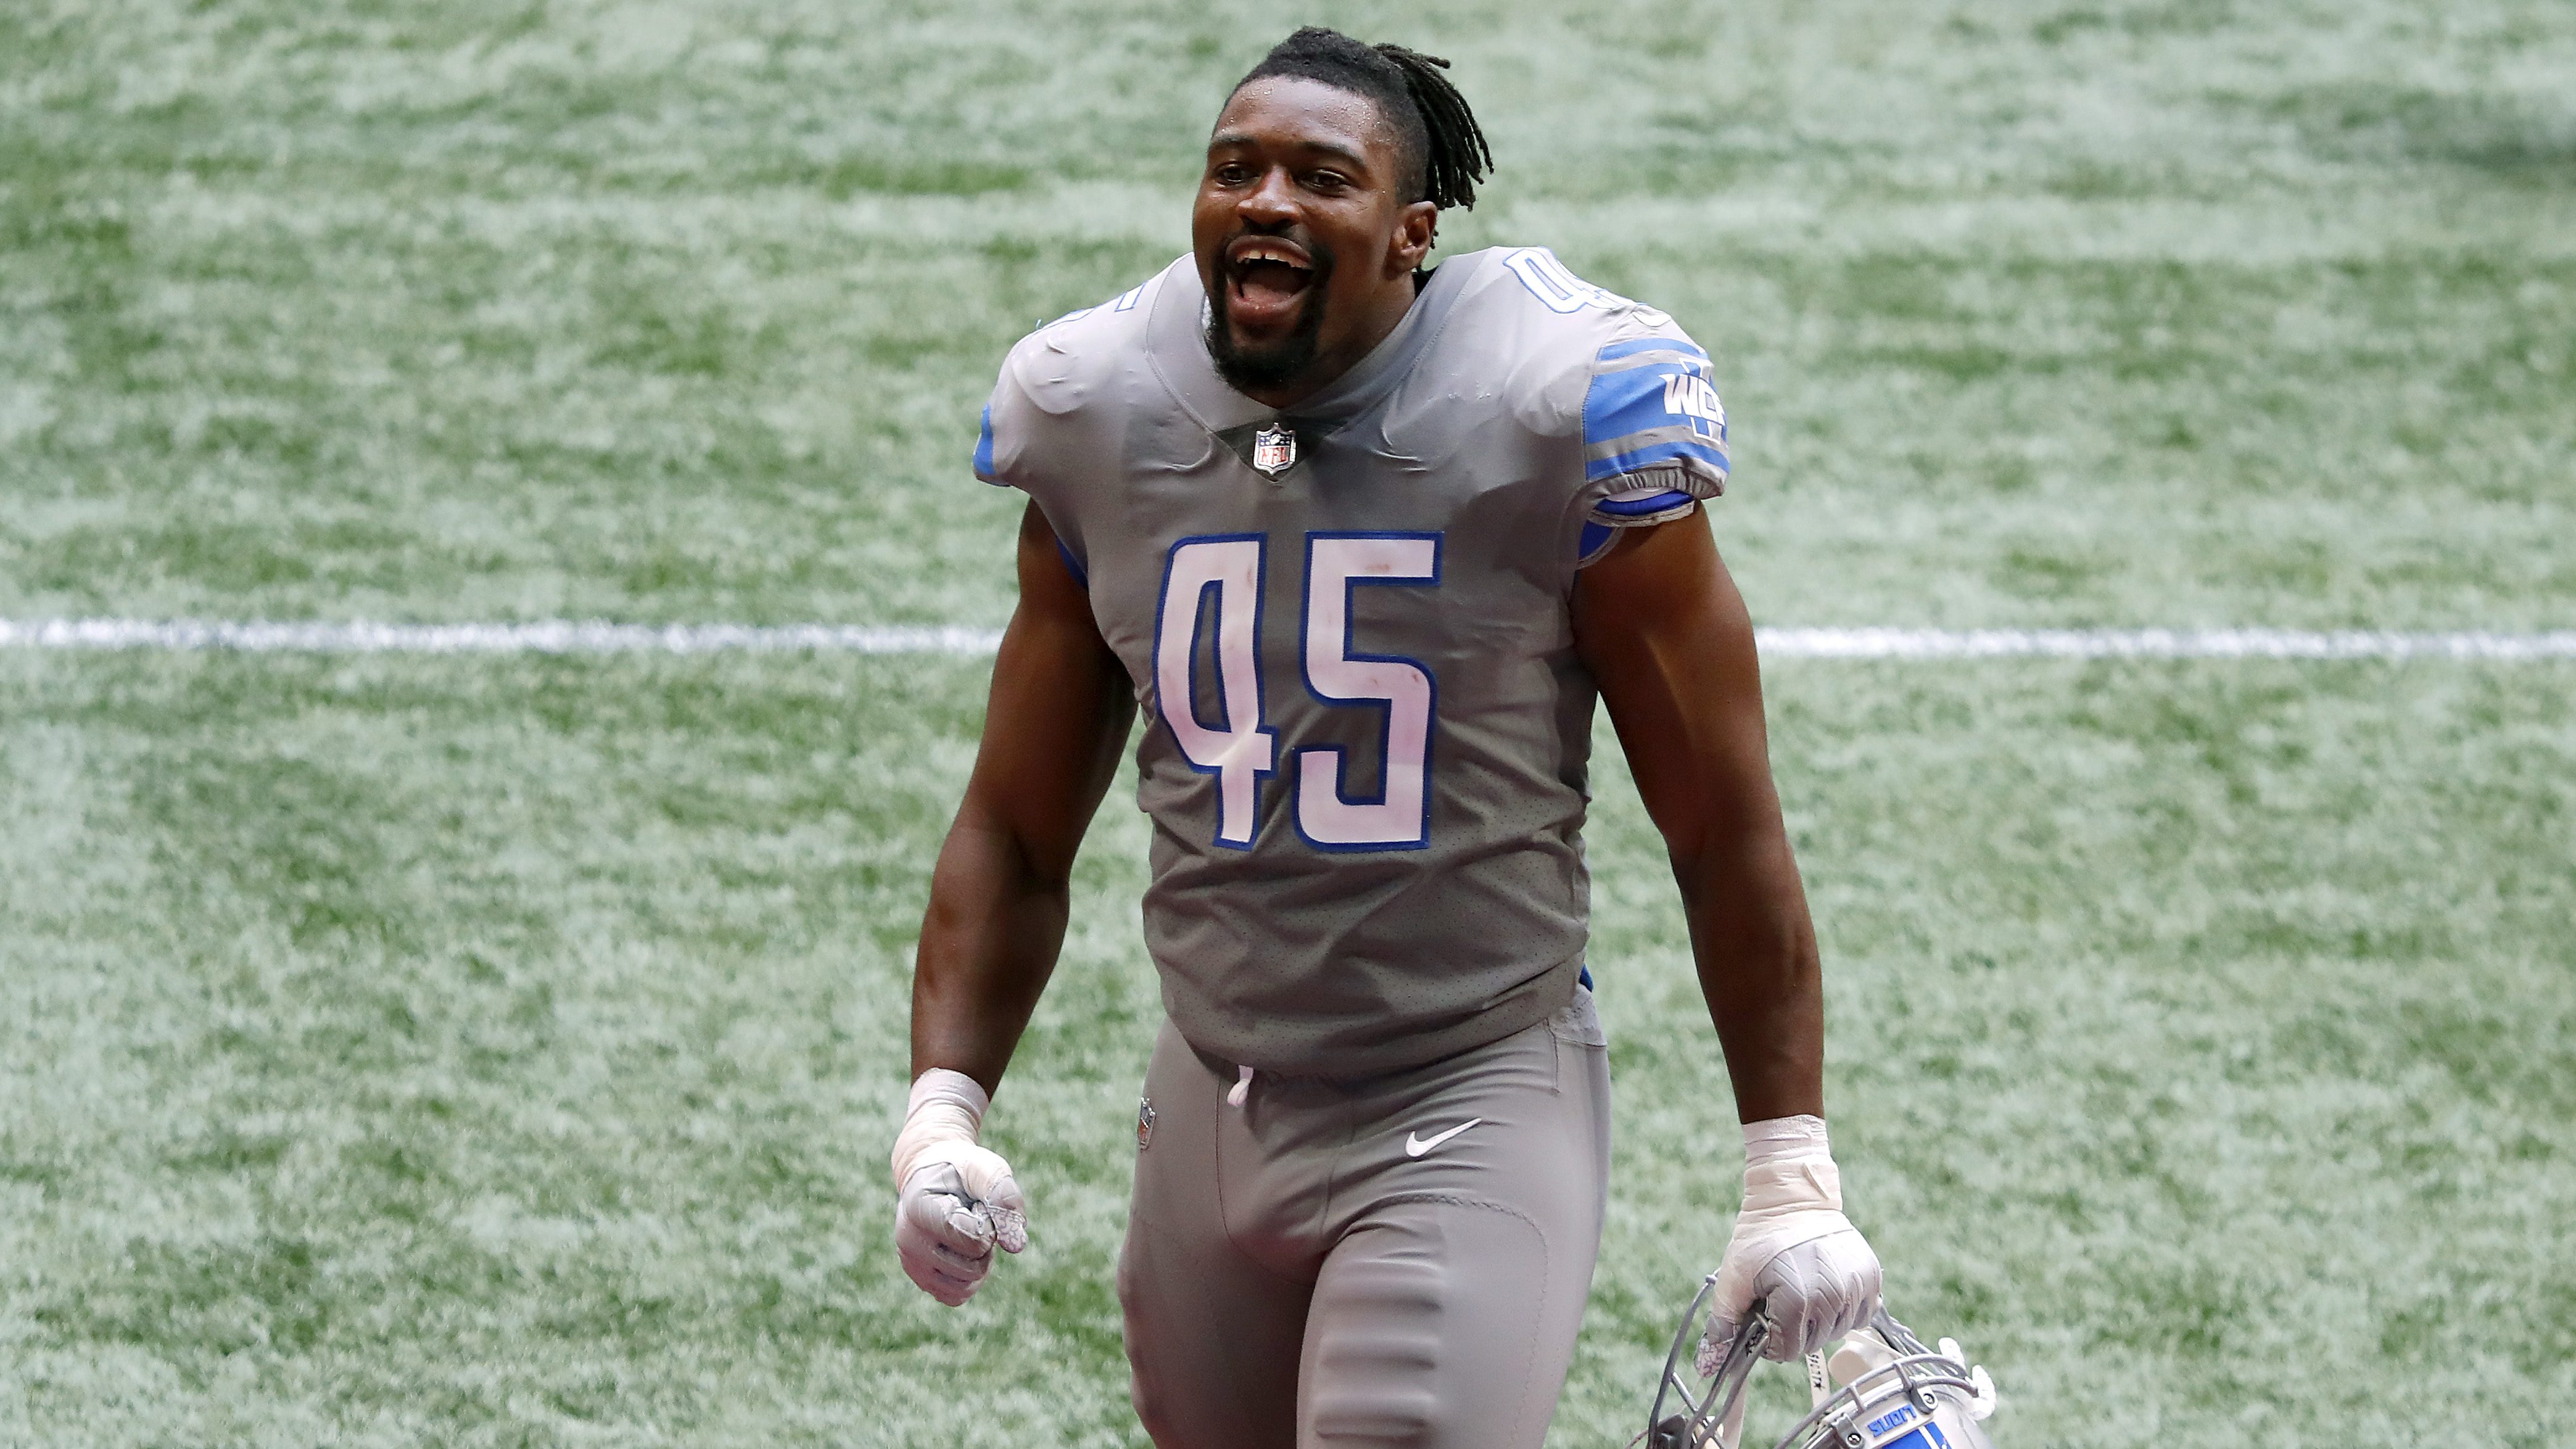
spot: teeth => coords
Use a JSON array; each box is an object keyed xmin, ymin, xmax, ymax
[{"xmin": 1236, "ymin": 243, "xmax": 1308, "ymax": 270}]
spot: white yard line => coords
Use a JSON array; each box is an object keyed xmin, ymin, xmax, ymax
[
  {"xmin": 0, "ymin": 619, "xmax": 1008, "ymax": 654},
  {"xmin": 1752, "ymin": 628, "xmax": 2576, "ymax": 660},
  {"xmin": 2, "ymin": 619, "xmax": 2574, "ymax": 660}
]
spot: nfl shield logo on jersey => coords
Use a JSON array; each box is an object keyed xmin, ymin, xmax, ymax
[{"xmin": 1252, "ymin": 424, "xmax": 1297, "ymax": 476}]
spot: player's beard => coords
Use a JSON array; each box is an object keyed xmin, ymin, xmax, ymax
[{"xmin": 1205, "ymin": 240, "xmax": 1335, "ymax": 395}]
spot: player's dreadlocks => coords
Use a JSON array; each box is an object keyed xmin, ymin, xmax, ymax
[{"xmin": 1234, "ymin": 28, "xmax": 1494, "ymax": 210}]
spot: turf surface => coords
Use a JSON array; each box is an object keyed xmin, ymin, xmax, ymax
[{"xmin": 4, "ymin": 2, "xmax": 2572, "ymax": 1445}]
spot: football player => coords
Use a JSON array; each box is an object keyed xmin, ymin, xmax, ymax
[{"xmin": 893, "ymin": 27, "xmax": 1883, "ymax": 1447}]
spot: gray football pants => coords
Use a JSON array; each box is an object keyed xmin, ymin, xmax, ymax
[{"xmin": 1118, "ymin": 988, "xmax": 1612, "ymax": 1448}]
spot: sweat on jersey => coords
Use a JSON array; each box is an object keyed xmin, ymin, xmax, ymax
[{"xmin": 975, "ymin": 246, "xmax": 1728, "ymax": 1078}]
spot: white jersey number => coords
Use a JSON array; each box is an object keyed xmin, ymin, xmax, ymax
[
  {"xmin": 1155, "ymin": 536, "xmax": 1276, "ymax": 848},
  {"xmin": 1152, "ymin": 532, "xmax": 1441, "ymax": 851},
  {"xmin": 1296, "ymin": 534, "xmax": 1439, "ymax": 849}
]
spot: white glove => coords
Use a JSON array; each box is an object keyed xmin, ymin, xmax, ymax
[
  {"xmin": 891, "ymin": 1068, "xmax": 1028, "ymax": 1307},
  {"xmin": 1699, "ymin": 1115, "xmax": 1883, "ymax": 1369}
]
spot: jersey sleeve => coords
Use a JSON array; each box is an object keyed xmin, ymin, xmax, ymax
[
  {"xmin": 969, "ymin": 323, "xmax": 1107, "ymax": 584},
  {"xmin": 972, "ymin": 400, "xmax": 1002, "ymax": 484},
  {"xmin": 971, "ymin": 349, "xmax": 1028, "ymax": 489},
  {"xmin": 972, "ymin": 278, "xmax": 1145, "ymax": 493},
  {"xmin": 1574, "ymin": 334, "xmax": 1730, "ymax": 566}
]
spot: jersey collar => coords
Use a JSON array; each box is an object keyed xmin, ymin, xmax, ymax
[{"xmin": 1146, "ymin": 251, "xmax": 1475, "ymax": 439}]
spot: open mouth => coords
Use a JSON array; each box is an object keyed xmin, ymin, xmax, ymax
[{"xmin": 1224, "ymin": 236, "xmax": 1317, "ymax": 327}]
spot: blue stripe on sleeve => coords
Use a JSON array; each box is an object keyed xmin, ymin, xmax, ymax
[
  {"xmin": 1055, "ymin": 537, "xmax": 1088, "ymax": 587},
  {"xmin": 1583, "ymin": 366, "xmax": 1686, "ymax": 445},
  {"xmin": 1595, "ymin": 336, "xmax": 1709, "ymax": 364},
  {"xmin": 973, "ymin": 404, "xmax": 997, "ymax": 480},
  {"xmin": 1583, "ymin": 437, "xmax": 1730, "ymax": 482},
  {"xmin": 1583, "ymin": 360, "xmax": 1725, "ymax": 455},
  {"xmin": 1577, "ymin": 521, "xmax": 1613, "ymax": 563}
]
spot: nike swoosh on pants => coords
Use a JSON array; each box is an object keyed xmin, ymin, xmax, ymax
[{"xmin": 1403, "ymin": 1118, "xmax": 1482, "ymax": 1157}]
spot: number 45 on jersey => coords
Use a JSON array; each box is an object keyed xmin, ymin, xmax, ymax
[{"xmin": 1154, "ymin": 532, "xmax": 1441, "ymax": 853}]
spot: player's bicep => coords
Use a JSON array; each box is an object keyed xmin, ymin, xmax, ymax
[
  {"xmin": 956, "ymin": 502, "xmax": 1134, "ymax": 881},
  {"xmin": 1571, "ymin": 511, "xmax": 1781, "ymax": 860}
]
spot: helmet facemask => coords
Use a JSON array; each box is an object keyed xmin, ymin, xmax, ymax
[{"xmin": 1645, "ymin": 1278, "xmax": 2001, "ymax": 1449}]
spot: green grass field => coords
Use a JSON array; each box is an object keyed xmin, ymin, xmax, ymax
[{"xmin": 4, "ymin": 1, "xmax": 2572, "ymax": 1444}]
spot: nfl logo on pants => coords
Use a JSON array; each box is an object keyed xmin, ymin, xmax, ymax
[{"xmin": 1253, "ymin": 424, "xmax": 1297, "ymax": 476}]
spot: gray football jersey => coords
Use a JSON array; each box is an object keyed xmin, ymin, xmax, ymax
[{"xmin": 976, "ymin": 246, "xmax": 1728, "ymax": 1076}]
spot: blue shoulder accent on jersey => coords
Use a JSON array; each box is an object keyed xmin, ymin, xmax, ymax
[
  {"xmin": 1055, "ymin": 537, "xmax": 1088, "ymax": 587},
  {"xmin": 1582, "ymin": 341, "xmax": 1729, "ymax": 483},
  {"xmin": 1595, "ymin": 336, "xmax": 1709, "ymax": 364},
  {"xmin": 1591, "ymin": 487, "xmax": 1701, "ymax": 519},
  {"xmin": 973, "ymin": 403, "xmax": 999, "ymax": 482},
  {"xmin": 1583, "ymin": 355, "xmax": 1725, "ymax": 439},
  {"xmin": 1579, "ymin": 965, "xmax": 1594, "ymax": 991}
]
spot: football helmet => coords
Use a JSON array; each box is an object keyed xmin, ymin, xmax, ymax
[{"xmin": 1645, "ymin": 1274, "xmax": 2000, "ymax": 1449}]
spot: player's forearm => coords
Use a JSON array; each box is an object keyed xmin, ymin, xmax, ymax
[
  {"xmin": 910, "ymin": 815, "xmax": 1073, "ymax": 1092},
  {"xmin": 1670, "ymin": 827, "xmax": 1827, "ymax": 1122},
  {"xmin": 909, "ymin": 502, "xmax": 1134, "ymax": 1092}
]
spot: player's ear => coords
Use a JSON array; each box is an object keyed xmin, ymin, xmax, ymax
[{"xmin": 1390, "ymin": 199, "xmax": 1438, "ymax": 274}]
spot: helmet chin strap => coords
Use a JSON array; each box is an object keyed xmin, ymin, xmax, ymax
[{"xmin": 1727, "ymin": 1350, "xmax": 1824, "ymax": 1449}]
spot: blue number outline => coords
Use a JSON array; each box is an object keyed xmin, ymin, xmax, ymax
[
  {"xmin": 1151, "ymin": 533, "xmax": 1274, "ymax": 851},
  {"xmin": 1291, "ymin": 530, "xmax": 1443, "ymax": 853}
]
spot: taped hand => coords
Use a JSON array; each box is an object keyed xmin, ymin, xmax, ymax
[
  {"xmin": 1700, "ymin": 1115, "xmax": 1883, "ymax": 1369},
  {"xmin": 891, "ymin": 1068, "xmax": 1028, "ymax": 1307}
]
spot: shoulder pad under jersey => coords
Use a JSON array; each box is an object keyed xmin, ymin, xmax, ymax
[
  {"xmin": 1468, "ymin": 247, "xmax": 1730, "ymax": 563},
  {"xmin": 974, "ymin": 258, "xmax": 1183, "ymax": 490}
]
